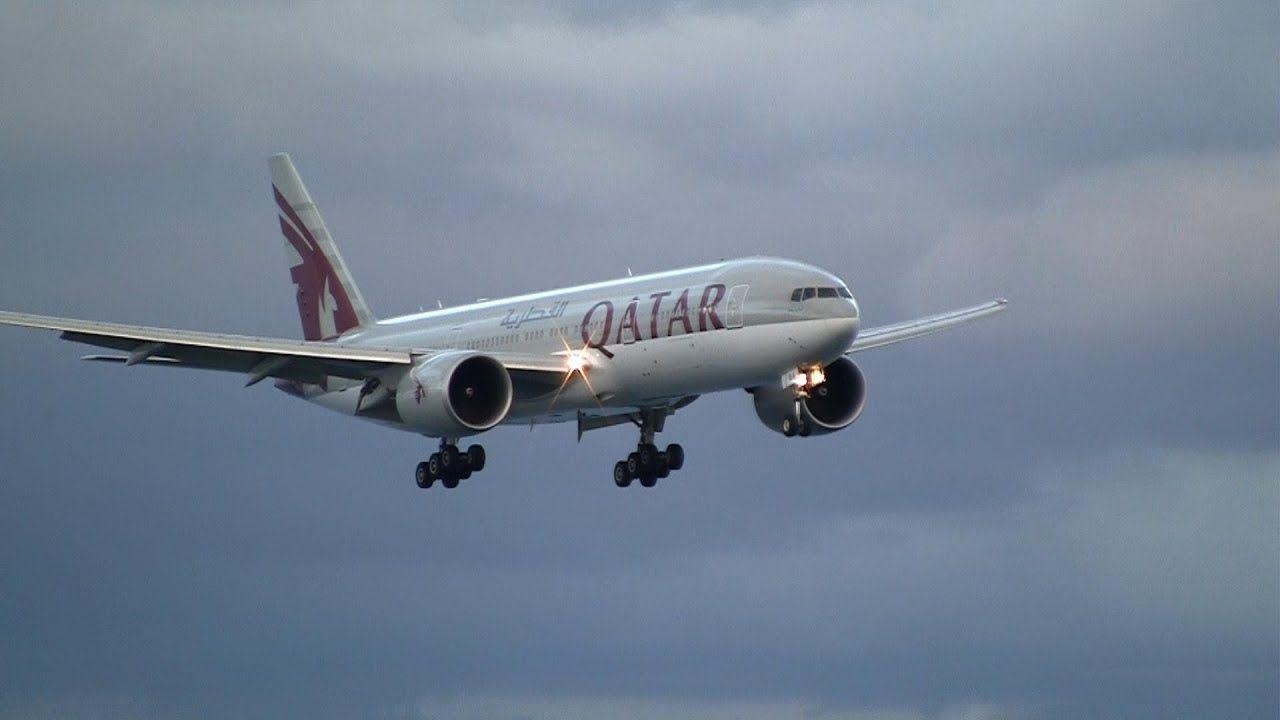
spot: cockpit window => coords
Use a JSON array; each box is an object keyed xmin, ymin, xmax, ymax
[{"xmin": 792, "ymin": 286, "xmax": 849, "ymax": 301}]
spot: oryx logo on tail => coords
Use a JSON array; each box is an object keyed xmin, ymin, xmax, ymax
[
  {"xmin": 274, "ymin": 185, "xmax": 361, "ymax": 341},
  {"xmin": 268, "ymin": 153, "xmax": 376, "ymax": 343}
]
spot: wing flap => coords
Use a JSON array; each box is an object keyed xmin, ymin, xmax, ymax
[{"xmin": 847, "ymin": 299, "xmax": 1007, "ymax": 353}]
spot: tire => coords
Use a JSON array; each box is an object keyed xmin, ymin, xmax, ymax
[
  {"xmin": 639, "ymin": 474, "xmax": 657, "ymax": 488},
  {"xmin": 797, "ymin": 421, "xmax": 812, "ymax": 437},
  {"xmin": 665, "ymin": 443, "xmax": 684, "ymax": 471},
  {"xmin": 427, "ymin": 453, "xmax": 442, "ymax": 478},
  {"xmin": 657, "ymin": 455, "xmax": 670, "ymax": 479},
  {"xmin": 614, "ymin": 461, "xmax": 631, "ymax": 487},
  {"xmin": 466, "ymin": 444, "xmax": 486, "ymax": 472},
  {"xmin": 782, "ymin": 416, "xmax": 797, "ymax": 437},
  {"xmin": 458, "ymin": 467, "xmax": 472, "ymax": 480},
  {"xmin": 442, "ymin": 475, "xmax": 459, "ymax": 489},
  {"xmin": 638, "ymin": 444, "xmax": 655, "ymax": 470},
  {"xmin": 415, "ymin": 461, "xmax": 432, "ymax": 489},
  {"xmin": 627, "ymin": 452, "xmax": 640, "ymax": 476},
  {"xmin": 441, "ymin": 446, "xmax": 460, "ymax": 471}
]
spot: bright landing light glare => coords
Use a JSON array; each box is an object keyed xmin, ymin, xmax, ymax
[
  {"xmin": 791, "ymin": 366, "xmax": 827, "ymax": 391},
  {"xmin": 566, "ymin": 351, "xmax": 590, "ymax": 373},
  {"xmin": 546, "ymin": 337, "xmax": 602, "ymax": 416}
]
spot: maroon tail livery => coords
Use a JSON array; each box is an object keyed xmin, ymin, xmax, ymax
[{"xmin": 269, "ymin": 154, "xmax": 374, "ymax": 341}]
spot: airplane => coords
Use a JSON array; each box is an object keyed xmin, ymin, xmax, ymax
[{"xmin": 0, "ymin": 154, "xmax": 1007, "ymax": 489}]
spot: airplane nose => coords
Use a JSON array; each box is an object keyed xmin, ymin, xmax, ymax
[
  {"xmin": 824, "ymin": 295, "xmax": 860, "ymax": 346},
  {"xmin": 843, "ymin": 295, "xmax": 860, "ymax": 322},
  {"xmin": 824, "ymin": 315, "xmax": 859, "ymax": 350}
]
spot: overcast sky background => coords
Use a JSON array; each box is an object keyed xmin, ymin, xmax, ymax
[{"xmin": 0, "ymin": 2, "xmax": 1276, "ymax": 719}]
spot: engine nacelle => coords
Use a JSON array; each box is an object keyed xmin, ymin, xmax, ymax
[
  {"xmin": 395, "ymin": 351, "xmax": 513, "ymax": 437},
  {"xmin": 753, "ymin": 356, "xmax": 868, "ymax": 436}
]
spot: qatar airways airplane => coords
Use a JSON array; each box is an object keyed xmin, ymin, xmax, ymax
[{"xmin": 0, "ymin": 155, "xmax": 1006, "ymax": 489}]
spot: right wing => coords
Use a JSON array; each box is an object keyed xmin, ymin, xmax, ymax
[
  {"xmin": 0, "ymin": 310, "xmax": 413, "ymax": 385},
  {"xmin": 847, "ymin": 299, "xmax": 1007, "ymax": 353}
]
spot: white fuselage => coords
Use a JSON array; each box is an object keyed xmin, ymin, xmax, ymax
[{"xmin": 297, "ymin": 256, "xmax": 860, "ymax": 430}]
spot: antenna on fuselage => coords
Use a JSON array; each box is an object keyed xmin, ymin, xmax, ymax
[
  {"xmin": 437, "ymin": 300, "xmax": 443, "ymax": 309},
  {"xmin": 626, "ymin": 267, "xmax": 633, "ymax": 277}
]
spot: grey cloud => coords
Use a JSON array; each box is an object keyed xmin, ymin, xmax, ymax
[{"xmin": 0, "ymin": 2, "xmax": 1276, "ymax": 719}]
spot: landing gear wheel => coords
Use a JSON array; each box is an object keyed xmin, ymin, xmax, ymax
[
  {"xmin": 782, "ymin": 415, "xmax": 798, "ymax": 437},
  {"xmin": 638, "ymin": 443, "xmax": 656, "ymax": 471},
  {"xmin": 610, "ymin": 407, "xmax": 685, "ymax": 488},
  {"xmin": 614, "ymin": 461, "xmax": 631, "ymax": 487},
  {"xmin": 466, "ymin": 444, "xmax": 486, "ymax": 471},
  {"xmin": 797, "ymin": 420, "xmax": 812, "ymax": 437},
  {"xmin": 665, "ymin": 444, "xmax": 684, "ymax": 471},
  {"xmin": 440, "ymin": 445, "xmax": 460, "ymax": 472},
  {"xmin": 421, "ymin": 441, "xmax": 487, "ymax": 491}
]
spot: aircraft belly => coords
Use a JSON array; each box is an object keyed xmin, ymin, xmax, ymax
[
  {"xmin": 643, "ymin": 320, "xmax": 845, "ymax": 386},
  {"xmin": 505, "ymin": 319, "xmax": 850, "ymax": 425},
  {"xmin": 304, "ymin": 382, "xmax": 417, "ymax": 433}
]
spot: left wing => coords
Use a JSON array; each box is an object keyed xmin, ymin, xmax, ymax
[
  {"xmin": 0, "ymin": 310, "xmax": 413, "ymax": 386},
  {"xmin": 0, "ymin": 310, "xmax": 570, "ymax": 387},
  {"xmin": 847, "ymin": 299, "xmax": 1007, "ymax": 353}
]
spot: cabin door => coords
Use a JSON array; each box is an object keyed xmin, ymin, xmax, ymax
[{"xmin": 725, "ymin": 284, "xmax": 749, "ymax": 329}]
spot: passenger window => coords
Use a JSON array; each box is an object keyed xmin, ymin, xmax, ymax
[{"xmin": 802, "ymin": 287, "xmax": 816, "ymax": 300}]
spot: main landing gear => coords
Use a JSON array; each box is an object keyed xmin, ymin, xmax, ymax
[
  {"xmin": 780, "ymin": 394, "xmax": 813, "ymax": 437},
  {"xmin": 612, "ymin": 408, "xmax": 685, "ymax": 488},
  {"xmin": 780, "ymin": 412, "xmax": 812, "ymax": 438},
  {"xmin": 415, "ymin": 439, "xmax": 486, "ymax": 490}
]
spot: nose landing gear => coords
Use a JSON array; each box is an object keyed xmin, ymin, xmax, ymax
[
  {"xmin": 416, "ymin": 438, "xmax": 486, "ymax": 489},
  {"xmin": 612, "ymin": 408, "xmax": 685, "ymax": 488}
]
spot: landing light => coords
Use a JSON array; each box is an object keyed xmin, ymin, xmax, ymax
[
  {"xmin": 808, "ymin": 367, "xmax": 826, "ymax": 387},
  {"xmin": 566, "ymin": 351, "xmax": 591, "ymax": 373},
  {"xmin": 790, "ymin": 366, "xmax": 827, "ymax": 392},
  {"xmin": 546, "ymin": 340, "xmax": 604, "ymax": 416}
]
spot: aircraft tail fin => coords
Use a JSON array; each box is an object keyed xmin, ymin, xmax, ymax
[{"xmin": 269, "ymin": 153, "xmax": 376, "ymax": 341}]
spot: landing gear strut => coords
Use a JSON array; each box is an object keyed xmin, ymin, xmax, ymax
[
  {"xmin": 781, "ymin": 398, "xmax": 811, "ymax": 438},
  {"xmin": 416, "ymin": 438, "xmax": 486, "ymax": 490},
  {"xmin": 613, "ymin": 408, "xmax": 685, "ymax": 488}
]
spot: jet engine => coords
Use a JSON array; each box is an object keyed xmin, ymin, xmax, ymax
[
  {"xmin": 395, "ymin": 351, "xmax": 513, "ymax": 437},
  {"xmin": 753, "ymin": 356, "xmax": 867, "ymax": 436}
]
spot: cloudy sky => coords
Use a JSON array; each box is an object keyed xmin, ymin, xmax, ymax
[{"xmin": 0, "ymin": 2, "xmax": 1276, "ymax": 718}]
